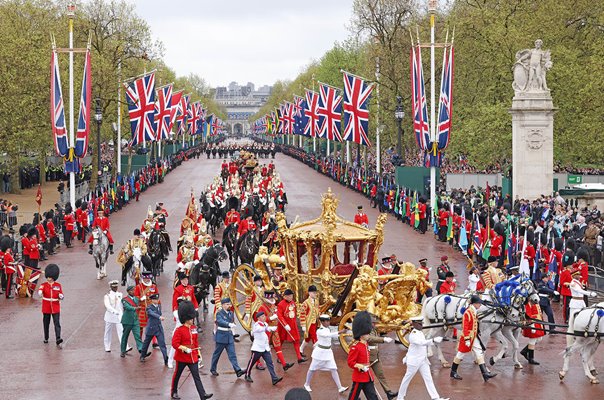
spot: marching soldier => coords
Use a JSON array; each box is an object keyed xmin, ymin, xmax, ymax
[
  {"xmin": 1, "ymin": 236, "xmax": 15, "ymax": 298},
  {"xmin": 63, "ymin": 204, "xmax": 76, "ymax": 248},
  {"xmin": 244, "ymin": 310, "xmax": 282, "ymax": 384},
  {"xmin": 450, "ymin": 295, "xmax": 497, "ymax": 381},
  {"xmin": 299, "ymin": 285, "xmax": 320, "ymax": 355},
  {"xmin": 396, "ymin": 316, "xmax": 447, "ymax": 400},
  {"xmin": 140, "ymin": 293, "xmax": 169, "ymax": 365},
  {"xmin": 104, "ymin": 280, "xmax": 125, "ymax": 352},
  {"xmin": 303, "ymin": 314, "xmax": 348, "ymax": 394},
  {"xmin": 209, "ymin": 298, "xmax": 245, "ymax": 377},
  {"xmin": 171, "ymin": 301, "xmax": 213, "ymax": 400},
  {"xmin": 172, "ymin": 272, "xmax": 199, "ymax": 312},
  {"xmin": 520, "ymin": 295, "xmax": 546, "ymax": 365},
  {"xmin": 436, "ymin": 256, "xmax": 451, "ymax": 294},
  {"xmin": 38, "ymin": 264, "xmax": 63, "ymax": 348},
  {"xmin": 277, "ymin": 288, "xmax": 307, "ymax": 364},
  {"xmin": 347, "ymin": 311, "xmax": 378, "ymax": 400}
]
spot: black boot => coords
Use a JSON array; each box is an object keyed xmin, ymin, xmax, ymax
[
  {"xmin": 479, "ymin": 363, "xmax": 497, "ymax": 381},
  {"xmin": 88, "ymin": 244, "xmax": 93, "ymax": 254},
  {"xmin": 109, "ymin": 244, "xmax": 114, "ymax": 254},
  {"xmin": 450, "ymin": 362, "xmax": 462, "ymax": 380},
  {"xmin": 520, "ymin": 345, "xmax": 529, "ymax": 361},
  {"xmin": 528, "ymin": 349, "xmax": 540, "ymax": 365}
]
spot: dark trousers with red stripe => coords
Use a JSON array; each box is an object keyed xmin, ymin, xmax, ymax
[
  {"xmin": 348, "ymin": 380, "xmax": 378, "ymax": 400},
  {"xmin": 171, "ymin": 361, "xmax": 207, "ymax": 397}
]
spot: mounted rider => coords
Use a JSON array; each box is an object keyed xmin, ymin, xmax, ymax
[
  {"xmin": 153, "ymin": 202, "xmax": 173, "ymax": 253},
  {"xmin": 88, "ymin": 209, "xmax": 114, "ymax": 255},
  {"xmin": 118, "ymin": 229, "xmax": 148, "ymax": 285},
  {"xmin": 176, "ymin": 232, "xmax": 199, "ymax": 273},
  {"xmin": 141, "ymin": 206, "xmax": 157, "ymax": 238}
]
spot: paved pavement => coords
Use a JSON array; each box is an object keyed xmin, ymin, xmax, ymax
[{"xmin": 0, "ymin": 151, "xmax": 601, "ymax": 400}]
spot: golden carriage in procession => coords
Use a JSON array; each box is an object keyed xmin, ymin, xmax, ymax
[{"xmin": 228, "ymin": 189, "xmax": 431, "ymax": 352}]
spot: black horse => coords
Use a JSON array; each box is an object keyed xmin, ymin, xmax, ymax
[
  {"xmin": 147, "ymin": 229, "xmax": 166, "ymax": 278},
  {"xmin": 222, "ymin": 224, "xmax": 239, "ymax": 271},
  {"xmin": 189, "ymin": 243, "xmax": 227, "ymax": 312},
  {"xmin": 237, "ymin": 231, "xmax": 259, "ymax": 265}
]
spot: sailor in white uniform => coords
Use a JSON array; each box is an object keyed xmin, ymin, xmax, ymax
[
  {"xmin": 397, "ymin": 316, "xmax": 448, "ymax": 400},
  {"xmin": 103, "ymin": 280, "xmax": 125, "ymax": 352},
  {"xmin": 303, "ymin": 314, "xmax": 348, "ymax": 394}
]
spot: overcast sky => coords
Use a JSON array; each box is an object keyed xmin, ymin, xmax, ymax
[{"xmin": 127, "ymin": 0, "xmax": 353, "ymax": 88}]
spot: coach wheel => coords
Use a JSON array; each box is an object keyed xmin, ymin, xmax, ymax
[
  {"xmin": 229, "ymin": 263, "xmax": 256, "ymax": 332},
  {"xmin": 338, "ymin": 311, "xmax": 357, "ymax": 354}
]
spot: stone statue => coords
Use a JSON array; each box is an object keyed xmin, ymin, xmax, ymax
[{"xmin": 512, "ymin": 39, "xmax": 553, "ymax": 93}]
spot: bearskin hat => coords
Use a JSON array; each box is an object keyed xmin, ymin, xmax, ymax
[
  {"xmin": 526, "ymin": 230, "xmax": 535, "ymax": 247},
  {"xmin": 576, "ymin": 247, "xmax": 590, "ymax": 262},
  {"xmin": 64, "ymin": 204, "xmax": 73, "ymax": 214},
  {"xmin": 44, "ymin": 264, "xmax": 60, "ymax": 281},
  {"xmin": 566, "ymin": 238, "xmax": 577, "ymax": 252},
  {"xmin": 19, "ymin": 224, "xmax": 30, "ymax": 236},
  {"xmin": 178, "ymin": 300, "xmax": 197, "ymax": 324},
  {"xmin": 0, "ymin": 236, "xmax": 13, "ymax": 252},
  {"xmin": 554, "ymin": 237, "xmax": 564, "ymax": 252},
  {"xmin": 228, "ymin": 196, "xmax": 239, "ymax": 210},
  {"xmin": 75, "ymin": 199, "xmax": 82, "ymax": 209},
  {"xmin": 45, "ymin": 210, "xmax": 54, "ymax": 220},
  {"xmin": 562, "ymin": 250, "xmax": 575, "ymax": 267},
  {"xmin": 352, "ymin": 310, "xmax": 373, "ymax": 340},
  {"xmin": 80, "ymin": 201, "xmax": 88, "ymax": 210},
  {"xmin": 32, "ymin": 213, "xmax": 41, "ymax": 226},
  {"xmin": 493, "ymin": 222, "xmax": 505, "ymax": 237},
  {"xmin": 27, "ymin": 226, "xmax": 38, "ymax": 237}
]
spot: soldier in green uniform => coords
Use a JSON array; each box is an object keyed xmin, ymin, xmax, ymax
[{"xmin": 120, "ymin": 285, "xmax": 148, "ymax": 358}]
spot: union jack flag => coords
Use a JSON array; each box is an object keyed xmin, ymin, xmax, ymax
[
  {"xmin": 50, "ymin": 49, "xmax": 68, "ymax": 157},
  {"xmin": 317, "ymin": 83, "xmax": 342, "ymax": 141},
  {"xmin": 154, "ymin": 84, "xmax": 173, "ymax": 141},
  {"xmin": 125, "ymin": 72, "xmax": 156, "ymax": 146},
  {"xmin": 410, "ymin": 45, "xmax": 429, "ymax": 153},
  {"xmin": 187, "ymin": 101, "xmax": 201, "ymax": 134},
  {"xmin": 434, "ymin": 44, "xmax": 454, "ymax": 164},
  {"xmin": 169, "ymin": 90, "xmax": 183, "ymax": 133},
  {"xmin": 211, "ymin": 115, "xmax": 221, "ymax": 136},
  {"xmin": 304, "ymin": 90, "xmax": 319, "ymax": 137},
  {"xmin": 342, "ymin": 71, "xmax": 374, "ymax": 146},
  {"xmin": 75, "ymin": 48, "xmax": 91, "ymax": 157},
  {"xmin": 281, "ymin": 102, "xmax": 295, "ymax": 135},
  {"xmin": 276, "ymin": 105, "xmax": 285, "ymax": 135},
  {"xmin": 175, "ymin": 94, "xmax": 189, "ymax": 135},
  {"xmin": 16, "ymin": 264, "xmax": 42, "ymax": 298}
]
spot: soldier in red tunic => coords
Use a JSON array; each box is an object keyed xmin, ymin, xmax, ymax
[
  {"xmin": 520, "ymin": 296, "xmax": 546, "ymax": 365},
  {"xmin": 38, "ymin": 264, "xmax": 64, "ymax": 348},
  {"xmin": 277, "ymin": 288, "xmax": 307, "ymax": 364},
  {"xmin": 172, "ymin": 273, "xmax": 199, "ymax": 312},
  {"xmin": 1, "ymin": 236, "xmax": 16, "ymax": 298},
  {"xmin": 254, "ymin": 290, "xmax": 294, "ymax": 371},
  {"xmin": 354, "ymin": 205, "xmax": 369, "ymax": 228},
  {"xmin": 88, "ymin": 209, "xmax": 114, "ymax": 254},
  {"xmin": 347, "ymin": 311, "xmax": 378, "ymax": 400},
  {"xmin": 450, "ymin": 295, "xmax": 496, "ymax": 381}
]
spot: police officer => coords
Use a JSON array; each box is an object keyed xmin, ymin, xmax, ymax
[{"xmin": 536, "ymin": 272, "xmax": 558, "ymax": 332}]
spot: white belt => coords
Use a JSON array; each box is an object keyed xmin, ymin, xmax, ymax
[
  {"xmin": 43, "ymin": 297, "xmax": 59, "ymax": 302},
  {"xmin": 368, "ymin": 346, "xmax": 377, "ymax": 350},
  {"xmin": 438, "ymin": 279, "xmax": 445, "ymax": 282},
  {"xmin": 217, "ymin": 327, "xmax": 231, "ymax": 331},
  {"xmin": 539, "ymin": 294, "xmax": 549, "ymax": 298}
]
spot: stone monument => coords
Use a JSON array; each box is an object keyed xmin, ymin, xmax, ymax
[{"xmin": 510, "ymin": 39, "xmax": 556, "ymax": 199}]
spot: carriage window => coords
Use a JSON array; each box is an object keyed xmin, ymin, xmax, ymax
[
  {"xmin": 365, "ymin": 242, "xmax": 375, "ymax": 267},
  {"xmin": 298, "ymin": 241, "xmax": 309, "ymax": 274}
]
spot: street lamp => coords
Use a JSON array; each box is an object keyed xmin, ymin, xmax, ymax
[
  {"xmin": 395, "ymin": 96, "xmax": 405, "ymax": 163},
  {"xmin": 95, "ymin": 98, "xmax": 103, "ymax": 180}
]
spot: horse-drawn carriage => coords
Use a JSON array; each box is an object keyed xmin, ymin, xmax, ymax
[{"xmin": 228, "ymin": 189, "xmax": 431, "ymax": 352}]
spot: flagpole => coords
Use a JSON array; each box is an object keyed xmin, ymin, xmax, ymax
[
  {"xmin": 375, "ymin": 56, "xmax": 381, "ymax": 174},
  {"xmin": 117, "ymin": 57, "xmax": 122, "ymax": 175},
  {"xmin": 312, "ymin": 74, "xmax": 316, "ymax": 153},
  {"xmin": 66, "ymin": 3, "xmax": 76, "ymax": 208},
  {"xmin": 429, "ymin": 1, "xmax": 437, "ymax": 229}
]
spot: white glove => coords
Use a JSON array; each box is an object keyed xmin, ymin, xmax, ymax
[
  {"xmin": 433, "ymin": 336, "xmax": 443, "ymax": 344},
  {"xmin": 177, "ymin": 262, "xmax": 185, "ymax": 270},
  {"xmin": 193, "ymin": 260, "xmax": 199, "ymax": 265},
  {"xmin": 465, "ymin": 339, "xmax": 471, "ymax": 348},
  {"xmin": 302, "ymin": 326, "xmax": 306, "ymax": 332},
  {"xmin": 140, "ymin": 296, "xmax": 146, "ymax": 301},
  {"xmin": 531, "ymin": 329, "xmax": 536, "ymax": 334},
  {"xmin": 183, "ymin": 348, "xmax": 192, "ymax": 354},
  {"xmin": 58, "ymin": 294, "xmax": 64, "ymax": 300},
  {"xmin": 590, "ymin": 292, "xmax": 597, "ymax": 298},
  {"xmin": 383, "ymin": 337, "xmax": 393, "ymax": 343},
  {"xmin": 268, "ymin": 326, "xmax": 277, "ymax": 332},
  {"xmin": 361, "ymin": 366, "xmax": 369, "ymax": 372},
  {"xmin": 554, "ymin": 291, "xmax": 560, "ymax": 296},
  {"xmin": 229, "ymin": 323, "xmax": 236, "ymax": 328},
  {"xmin": 285, "ymin": 324, "xmax": 291, "ymax": 332},
  {"xmin": 269, "ymin": 314, "xmax": 278, "ymax": 321}
]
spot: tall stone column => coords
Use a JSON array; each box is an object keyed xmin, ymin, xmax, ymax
[{"xmin": 510, "ymin": 39, "xmax": 556, "ymax": 200}]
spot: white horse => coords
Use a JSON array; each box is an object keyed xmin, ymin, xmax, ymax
[
  {"xmin": 480, "ymin": 277, "xmax": 540, "ymax": 369},
  {"xmin": 126, "ymin": 247, "xmax": 143, "ymax": 287},
  {"xmin": 560, "ymin": 302, "xmax": 604, "ymax": 384},
  {"xmin": 91, "ymin": 227, "xmax": 109, "ymax": 280},
  {"xmin": 423, "ymin": 293, "xmax": 470, "ymax": 367}
]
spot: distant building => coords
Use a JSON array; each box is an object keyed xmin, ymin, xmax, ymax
[{"xmin": 214, "ymin": 81, "xmax": 272, "ymax": 135}]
